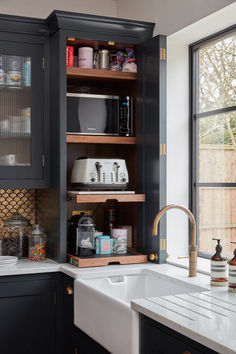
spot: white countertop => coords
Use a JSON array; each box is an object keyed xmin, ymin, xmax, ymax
[
  {"xmin": 130, "ymin": 265, "xmax": 236, "ymax": 354},
  {"xmin": 1, "ymin": 259, "xmax": 236, "ymax": 353},
  {"xmin": 0, "ymin": 258, "xmax": 60, "ymax": 276}
]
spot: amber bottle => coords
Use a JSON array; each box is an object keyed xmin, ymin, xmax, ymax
[
  {"xmin": 228, "ymin": 242, "xmax": 236, "ymax": 293},
  {"xmin": 211, "ymin": 238, "xmax": 227, "ymax": 286}
]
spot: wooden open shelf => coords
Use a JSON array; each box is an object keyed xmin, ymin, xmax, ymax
[
  {"xmin": 66, "ymin": 134, "xmax": 136, "ymax": 145},
  {"xmin": 67, "ymin": 250, "xmax": 147, "ymax": 268},
  {"xmin": 67, "ymin": 192, "xmax": 145, "ymax": 203},
  {"xmin": 67, "ymin": 38, "xmax": 136, "ymax": 51},
  {"xmin": 67, "ymin": 67, "xmax": 137, "ymax": 81}
]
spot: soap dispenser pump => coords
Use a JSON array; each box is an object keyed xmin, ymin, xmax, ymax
[
  {"xmin": 228, "ymin": 242, "xmax": 236, "ymax": 293},
  {"xmin": 211, "ymin": 238, "xmax": 227, "ymax": 286}
]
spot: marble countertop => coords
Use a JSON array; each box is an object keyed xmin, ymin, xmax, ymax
[
  {"xmin": 130, "ymin": 267, "xmax": 236, "ymax": 354},
  {"xmin": 1, "ymin": 259, "xmax": 236, "ymax": 353}
]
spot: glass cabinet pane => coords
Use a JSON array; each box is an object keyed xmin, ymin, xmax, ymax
[{"xmin": 0, "ymin": 54, "xmax": 31, "ymax": 166}]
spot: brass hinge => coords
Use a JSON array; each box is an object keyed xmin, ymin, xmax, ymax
[
  {"xmin": 68, "ymin": 37, "xmax": 75, "ymax": 41},
  {"xmin": 42, "ymin": 57, "xmax": 45, "ymax": 69},
  {"xmin": 42, "ymin": 154, "xmax": 45, "ymax": 167},
  {"xmin": 160, "ymin": 48, "xmax": 166, "ymax": 61},
  {"xmin": 160, "ymin": 143, "xmax": 166, "ymax": 155},
  {"xmin": 108, "ymin": 41, "xmax": 115, "ymax": 46},
  {"xmin": 160, "ymin": 239, "xmax": 166, "ymax": 251},
  {"xmin": 53, "ymin": 292, "xmax": 57, "ymax": 305}
]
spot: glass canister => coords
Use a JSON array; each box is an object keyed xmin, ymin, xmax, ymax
[
  {"xmin": 28, "ymin": 224, "xmax": 47, "ymax": 261},
  {"xmin": 1, "ymin": 213, "xmax": 31, "ymax": 257}
]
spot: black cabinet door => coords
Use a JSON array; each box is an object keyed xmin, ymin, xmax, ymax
[
  {"xmin": 0, "ymin": 40, "xmax": 45, "ymax": 184},
  {"xmin": 0, "ymin": 274, "xmax": 58, "ymax": 354},
  {"xmin": 141, "ymin": 314, "xmax": 217, "ymax": 354},
  {"xmin": 137, "ymin": 35, "xmax": 167, "ymax": 262}
]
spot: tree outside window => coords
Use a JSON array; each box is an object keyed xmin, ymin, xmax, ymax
[{"xmin": 191, "ymin": 28, "xmax": 236, "ymax": 258}]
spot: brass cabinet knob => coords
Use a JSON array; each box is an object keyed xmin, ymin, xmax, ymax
[
  {"xmin": 149, "ymin": 253, "xmax": 158, "ymax": 261},
  {"xmin": 65, "ymin": 286, "xmax": 73, "ymax": 295}
]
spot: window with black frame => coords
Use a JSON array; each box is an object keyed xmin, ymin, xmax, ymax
[{"xmin": 190, "ymin": 27, "xmax": 236, "ymax": 259}]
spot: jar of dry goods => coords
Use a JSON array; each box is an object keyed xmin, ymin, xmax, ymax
[{"xmin": 1, "ymin": 213, "xmax": 31, "ymax": 257}]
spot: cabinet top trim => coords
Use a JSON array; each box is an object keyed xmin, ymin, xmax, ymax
[
  {"xmin": 0, "ymin": 13, "xmax": 49, "ymax": 37},
  {"xmin": 46, "ymin": 10, "xmax": 155, "ymax": 40},
  {"xmin": 0, "ymin": 11, "xmax": 155, "ymax": 41}
]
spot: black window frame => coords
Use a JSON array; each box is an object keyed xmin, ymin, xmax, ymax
[{"xmin": 189, "ymin": 25, "xmax": 236, "ymax": 259}]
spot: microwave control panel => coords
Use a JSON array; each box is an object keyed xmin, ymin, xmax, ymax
[{"xmin": 119, "ymin": 97, "xmax": 133, "ymax": 137}]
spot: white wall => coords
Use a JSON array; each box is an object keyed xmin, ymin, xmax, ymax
[
  {"xmin": 117, "ymin": 0, "xmax": 234, "ymax": 35},
  {"xmin": 167, "ymin": 2, "xmax": 236, "ymax": 256},
  {"xmin": 0, "ymin": 0, "xmax": 117, "ymax": 18}
]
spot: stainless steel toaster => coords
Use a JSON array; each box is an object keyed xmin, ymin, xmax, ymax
[{"xmin": 71, "ymin": 158, "xmax": 129, "ymax": 190}]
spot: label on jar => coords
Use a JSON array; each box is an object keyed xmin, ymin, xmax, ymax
[
  {"xmin": 211, "ymin": 260, "xmax": 227, "ymax": 278},
  {"xmin": 228, "ymin": 264, "xmax": 236, "ymax": 284}
]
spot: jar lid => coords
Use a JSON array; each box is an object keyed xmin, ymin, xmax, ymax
[
  {"xmin": 95, "ymin": 235, "xmax": 110, "ymax": 239},
  {"xmin": 4, "ymin": 213, "xmax": 30, "ymax": 226},
  {"xmin": 99, "ymin": 49, "xmax": 109, "ymax": 54},
  {"xmin": 31, "ymin": 224, "xmax": 45, "ymax": 235}
]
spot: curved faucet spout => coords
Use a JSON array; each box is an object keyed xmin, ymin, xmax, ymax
[{"xmin": 152, "ymin": 204, "xmax": 197, "ymax": 277}]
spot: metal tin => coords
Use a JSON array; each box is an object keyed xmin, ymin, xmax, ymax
[
  {"xmin": 78, "ymin": 47, "xmax": 93, "ymax": 69},
  {"xmin": 99, "ymin": 49, "xmax": 110, "ymax": 70}
]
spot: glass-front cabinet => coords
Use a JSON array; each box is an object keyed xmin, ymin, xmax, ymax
[{"xmin": 0, "ymin": 41, "xmax": 46, "ymax": 185}]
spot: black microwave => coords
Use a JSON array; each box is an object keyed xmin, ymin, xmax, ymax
[{"xmin": 67, "ymin": 93, "xmax": 133, "ymax": 136}]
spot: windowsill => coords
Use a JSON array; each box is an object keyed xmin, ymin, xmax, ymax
[{"xmin": 167, "ymin": 255, "xmax": 210, "ymax": 276}]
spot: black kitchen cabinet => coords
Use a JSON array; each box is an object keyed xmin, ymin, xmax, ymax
[
  {"xmin": 0, "ymin": 14, "xmax": 50, "ymax": 188},
  {"xmin": 0, "ymin": 273, "xmax": 61, "ymax": 354},
  {"xmin": 140, "ymin": 314, "xmax": 217, "ymax": 354},
  {"xmin": 40, "ymin": 11, "xmax": 166, "ymax": 263},
  {"xmin": 62, "ymin": 274, "xmax": 109, "ymax": 354}
]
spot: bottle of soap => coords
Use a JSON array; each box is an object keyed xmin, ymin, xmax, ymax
[
  {"xmin": 211, "ymin": 238, "xmax": 227, "ymax": 286},
  {"xmin": 228, "ymin": 242, "xmax": 236, "ymax": 293}
]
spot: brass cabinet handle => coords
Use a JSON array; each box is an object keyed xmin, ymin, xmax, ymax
[
  {"xmin": 65, "ymin": 286, "xmax": 73, "ymax": 295},
  {"xmin": 149, "ymin": 253, "xmax": 158, "ymax": 261}
]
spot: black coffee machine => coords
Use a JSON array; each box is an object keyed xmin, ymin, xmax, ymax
[{"xmin": 67, "ymin": 212, "xmax": 95, "ymax": 257}]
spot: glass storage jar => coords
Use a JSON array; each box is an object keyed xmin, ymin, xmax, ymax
[
  {"xmin": 28, "ymin": 224, "xmax": 47, "ymax": 261},
  {"xmin": 1, "ymin": 213, "xmax": 31, "ymax": 257}
]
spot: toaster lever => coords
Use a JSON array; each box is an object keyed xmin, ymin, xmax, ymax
[
  {"xmin": 95, "ymin": 161, "xmax": 102, "ymax": 182},
  {"xmin": 114, "ymin": 162, "xmax": 120, "ymax": 183}
]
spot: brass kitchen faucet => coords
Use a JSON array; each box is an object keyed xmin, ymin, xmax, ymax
[{"xmin": 152, "ymin": 204, "xmax": 197, "ymax": 277}]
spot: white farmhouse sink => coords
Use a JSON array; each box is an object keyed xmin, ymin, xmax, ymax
[{"xmin": 74, "ymin": 268, "xmax": 206, "ymax": 354}]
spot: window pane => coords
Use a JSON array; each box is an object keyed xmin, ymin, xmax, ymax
[
  {"xmin": 199, "ymin": 187, "xmax": 236, "ymax": 258},
  {"xmin": 0, "ymin": 55, "xmax": 31, "ymax": 166},
  {"xmin": 198, "ymin": 33, "xmax": 236, "ymax": 113},
  {"xmin": 198, "ymin": 110, "xmax": 236, "ymax": 182}
]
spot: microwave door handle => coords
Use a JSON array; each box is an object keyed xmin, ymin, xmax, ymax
[{"xmin": 95, "ymin": 162, "xmax": 102, "ymax": 182}]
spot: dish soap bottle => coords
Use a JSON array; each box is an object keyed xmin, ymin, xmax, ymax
[
  {"xmin": 211, "ymin": 238, "xmax": 227, "ymax": 286},
  {"xmin": 228, "ymin": 242, "xmax": 236, "ymax": 293}
]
